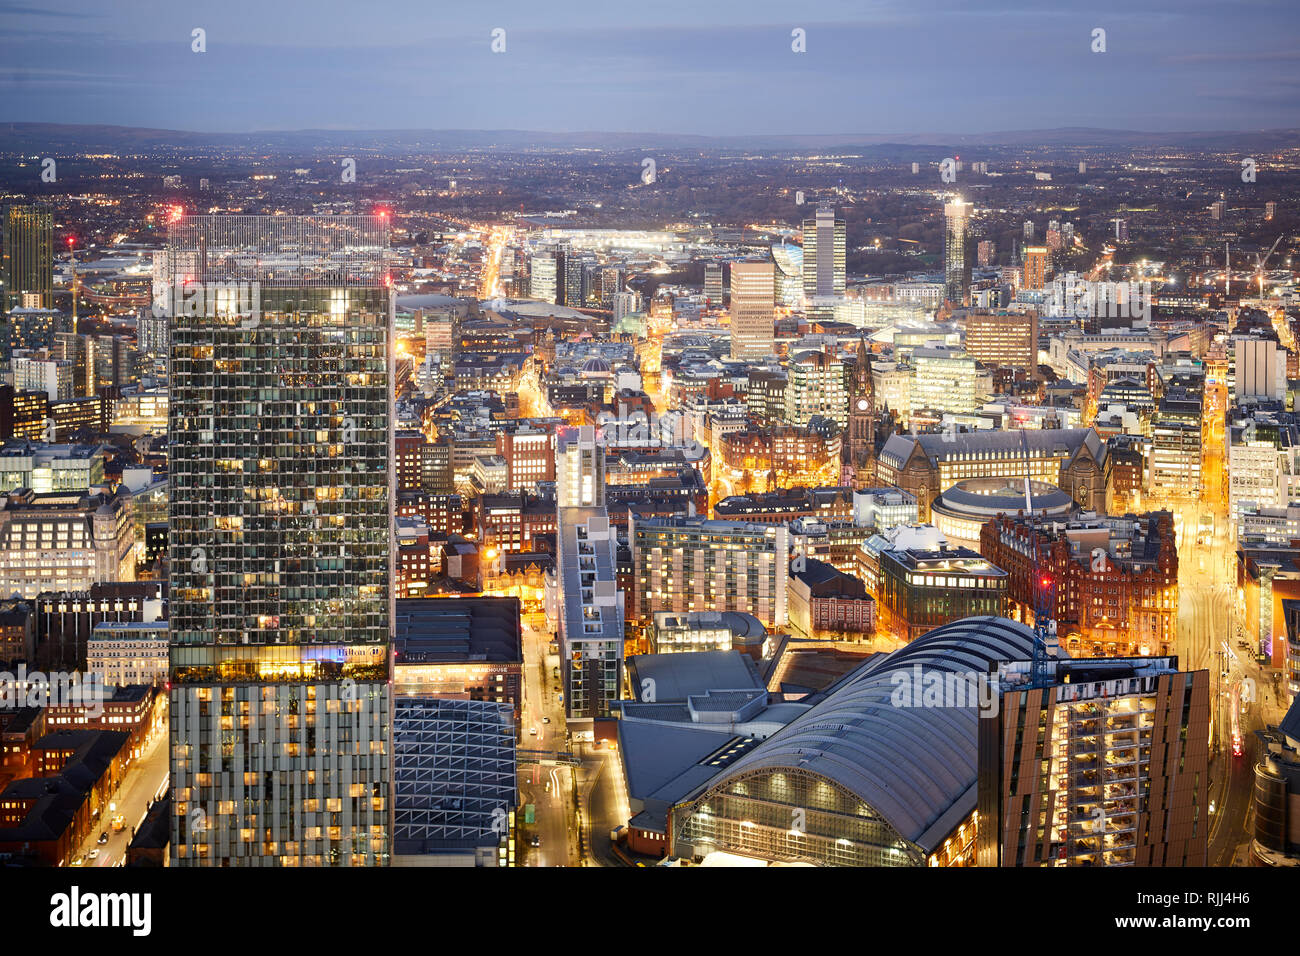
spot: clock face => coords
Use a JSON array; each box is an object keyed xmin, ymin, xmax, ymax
[{"xmin": 857, "ymin": 398, "xmax": 869, "ymax": 411}]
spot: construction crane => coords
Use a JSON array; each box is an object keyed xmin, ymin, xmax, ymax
[{"xmin": 1254, "ymin": 235, "xmax": 1284, "ymax": 298}]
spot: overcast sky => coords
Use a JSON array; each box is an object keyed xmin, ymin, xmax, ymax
[{"xmin": 2, "ymin": 0, "xmax": 1298, "ymax": 135}]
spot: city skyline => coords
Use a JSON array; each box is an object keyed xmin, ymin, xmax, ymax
[{"xmin": 0, "ymin": 1, "xmax": 1293, "ymax": 922}]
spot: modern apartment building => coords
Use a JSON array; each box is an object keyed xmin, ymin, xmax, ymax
[
  {"xmin": 703, "ymin": 262, "xmax": 724, "ymax": 308},
  {"xmin": 1022, "ymin": 246, "xmax": 1049, "ymax": 291},
  {"xmin": 529, "ymin": 248, "xmax": 558, "ymax": 304},
  {"xmin": 977, "ymin": 656, "xmax": 1210, "ymax": 866},
  {"xmin": 167, "ymin": 215, "xmax": 393, "ymax": 867},
  {"xmin": 11, "ymin": 354, "xmax": 75, "ymax": 402},
  {"xmin": 553, "ymin": 426, "xmax": 624, "ymax": 727},
  {"xmin": 2, "ymin": 205, "xmax": 54, "ymax": 318},
  {"xmin": 944, "ymin": 200, "xmax": 972, "ymax": 305},
  {"xmin": 1149, "ymin": 388, "xmax": 1202, "ymax": 497},
  {"xmin": 784, "ymin": 348, "xmax": 848, "ymax": 427},
  {"xmin": 629, "ymin": 515, "xmax": 790, "ymax": 629}
]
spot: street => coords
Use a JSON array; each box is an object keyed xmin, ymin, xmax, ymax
[
  {"xmin": 517, "ymin": 615, "xmax": 578, "ymax": 866},
  {"xmin": 67, "ymin": 706, "xmax": 169, "ymax": 869}
]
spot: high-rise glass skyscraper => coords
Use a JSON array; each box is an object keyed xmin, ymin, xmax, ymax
[
  {"xmin": 2, "ymin": 204, "xmax": 55, "ymax": 316},
  {"xmin": 801, "ymin": 202, "xmax": 846, "ymax": 303},
  {"xmin": 529, "ymin": 248, "xmax": 558, "ymax": 304},
  {"xmin": 944, "ymin": 200, "xmax": 972, "ymax": 306},
  {"xmin": 167, "ymin": 215, "xmax": 393, "ymax": 866}
]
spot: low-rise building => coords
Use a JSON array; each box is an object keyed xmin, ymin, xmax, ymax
[
  {"xmin": 788, "ymin": 558, "xmax": 876, "ymax": 638},
  {"xmin": 877, "ymin": 544, "xmax": 1007, "ymax": 642},
  {"xmin": 650, "ymin": 610, "xmax": 766, "ymax": 655},
  {"xmin": 392, "ymin": 597, "xmax": 524, "ymax": 723},
  {"xmin": 86, "ymin": 620, "xmax": 168, "ymax": 687}
]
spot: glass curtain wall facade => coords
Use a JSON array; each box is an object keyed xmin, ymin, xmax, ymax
[
  {"xmin": 167, "ymin": 215, "xmax": 393, "ymax": 866},
  {"xmin": 672, "ymin": 768, "xmax": 925, "ymax": 866},
  {"xmin": 2, "ymin": 204, "xmax": 54, "ymax": 317},
  {"xmin": 944, "ymin": 201, "xmax": 972, "ymax": 305}
]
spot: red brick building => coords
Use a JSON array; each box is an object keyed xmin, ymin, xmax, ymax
[
  {"xmin": 395, "ymin": 492, "xmax": 467, "ymax": 537},
  {"xmin": 496, "ymin": 425, "xmax": 556, "ymax": 490},
  {"xmin": 477, "ymin": 493, "xmax": 557, "ymax": 554},
  {"xmin": 979, "ymin": 511, "xmax": 1178, "ymax": 658},
  {"xmin": 788, "ymin": 559, "xmax": 877, "ymax": 638}
]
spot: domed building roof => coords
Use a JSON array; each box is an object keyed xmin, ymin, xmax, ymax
[
  {"xmin": 930, "ymin": 478, "xmax": 1076, "ymax": 549},
  {"xmin": 933, "ymin": 478, "xmax": 1074, "ymax": 521},
  {"xmin": 580, "ymin": 356, "xmax": 612, "ymax": 376}
]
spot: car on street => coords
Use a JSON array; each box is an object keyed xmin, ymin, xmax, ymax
[
  {"xmin": 97, "ymin": 831, "xmax": 108, "ymax": 845},
  {"xmin": 87, "ymin": 849, "xmax": 100, "ymax": 861},
  {"xmin": 528, "ymin": 835, "xmax": 541, "ymax": 847}
]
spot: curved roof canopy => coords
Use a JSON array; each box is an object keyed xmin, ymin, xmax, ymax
[{"xmin": 683, "ymin": 616, "xmax": 1058, "ymax": 851}]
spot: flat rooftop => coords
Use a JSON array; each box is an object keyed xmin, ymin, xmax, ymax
[{"xmin": 393, "ymin": 597, "xmax": 522, "ymax": 664}]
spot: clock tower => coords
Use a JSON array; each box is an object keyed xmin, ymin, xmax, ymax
[{"xmin": 844, "ymin": 333, "xmax": 876, "ymax": 486}]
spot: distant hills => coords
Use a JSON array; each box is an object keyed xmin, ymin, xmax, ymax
[{"xmin": 3, "ymin": 122, "xmax": 1299, "ymax": 153}]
